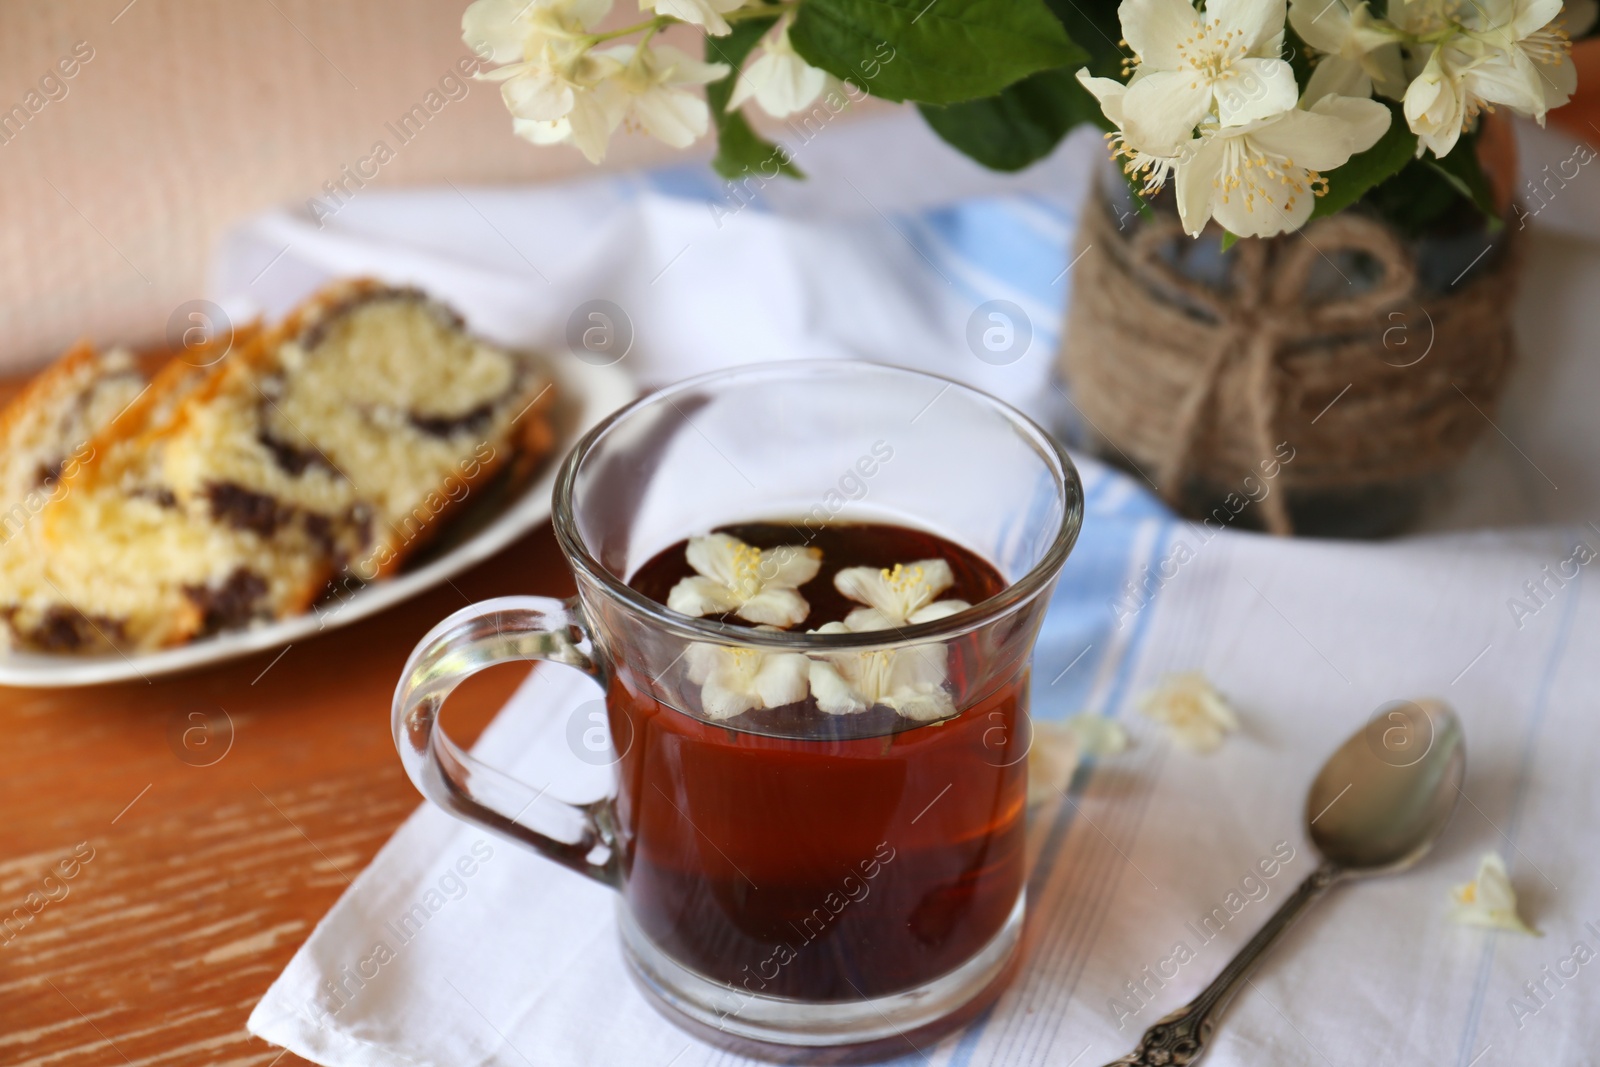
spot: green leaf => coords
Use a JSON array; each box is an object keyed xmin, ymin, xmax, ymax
[
  {"xmin": 1363, "ymin": 158, "xmax": 1469, "ymax": 236},
  {"xmin": 1040, "ymin": 0, "xmax": 1126, "ymax": 79},
  {"xmin": 789, "ymin": 0, "xmax": 1083, "ymax": 105},
  {"xmin": 1428, "ymin": 131, "xmax": 1502, "ymax": 227},
  {"xmin": 710, "ymin": 113, "xmax": 806, "ymax": 180},
  {"xmin": 703, "ymin": 16, "xmax": 803, "ymax": 181},
  {"xmin": 916, "ymin": 66, "xmax": 1100, "ymax": 171},
  {"xmin": 1311, "ymin": 101, "xmax": 1417, "ymax": 220},
  {"xmin": 1220, "ymin": 231, "xmax": 1240, "ymax": 251}
]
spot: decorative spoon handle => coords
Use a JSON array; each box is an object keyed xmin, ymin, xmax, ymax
[{"xmin": 1104, "ymin": 863, "xmax": 1342, "ymax": 1066}]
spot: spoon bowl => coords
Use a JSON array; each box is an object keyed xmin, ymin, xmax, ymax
[{"xmin": 1305, "ymin": 698, "xmax": 1466, "ymax": 875}]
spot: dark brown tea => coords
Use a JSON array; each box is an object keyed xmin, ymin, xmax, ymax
[{"xmin": 610, "ymin": 521, "xmax": 1028, "ymax": 1001}]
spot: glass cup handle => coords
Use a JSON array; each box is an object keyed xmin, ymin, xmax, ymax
[{"xmin": 392, "ymin": 595, "xmax": 621, "ymax": 889}]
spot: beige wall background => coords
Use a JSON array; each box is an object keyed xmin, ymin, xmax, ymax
[{"xmin": 0, "ymin": 0, "xmax": 706, "ymax": 372}]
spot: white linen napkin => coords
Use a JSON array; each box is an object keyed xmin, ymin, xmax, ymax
[{"xmin": 248, "ymin": 503, "xmax": 1600, "ymax": 1066}]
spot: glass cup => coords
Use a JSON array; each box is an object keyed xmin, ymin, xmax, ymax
[{"xmin": 392, "ymin": 360, "xmax": 1083, "ymax": 1049}]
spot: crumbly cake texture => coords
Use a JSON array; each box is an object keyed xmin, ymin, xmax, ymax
[
  {"xmin": 158, "ymin": 282, "xmax": 555, "ymax": 580},
  {"xmin": 0, "ymin": 281, "xmax": 554, "ymax": 654},
  {"xmin": 7, "ymin": 339, "xmax": 333, "ymax": 652},
  {"xmin": 0, "ymin": 342, "xmax": 147, "ymax": 515}
]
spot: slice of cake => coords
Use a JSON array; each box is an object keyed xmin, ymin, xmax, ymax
[
  {"xmin": 0, "ymin": 342, "xmax": 147, "ymax": 535},
  {"xmin": 154, "ymin": 281, "xmax": 554, "ymax": 582},
  {"xmin": 0, "ymin": 332, "xmax": 331, "ymax": 652},
  {"xmin": 0, "ymin": 281, "xmax": 555, "ymax": 654}
]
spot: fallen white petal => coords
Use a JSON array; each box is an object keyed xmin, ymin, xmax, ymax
[
  {"xmin": 1139, "ymin": 672, "xmax": 1239, "ymax": 752},
  {"xmin": 1450, "ymin": 852, "xmax": 1540, "ymax": 936},
  {"xmin": 1026, "ymin": 714, "xmax": 1129, "ymax": 807},
  {"xmin": 1066, "ymin": 713, "xmax": 1131, "ymax": 758}
]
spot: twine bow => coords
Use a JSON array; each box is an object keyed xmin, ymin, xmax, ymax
[{"xmin": 1061, "ymin": 187, "xmax": 1519, "ymax": 535}]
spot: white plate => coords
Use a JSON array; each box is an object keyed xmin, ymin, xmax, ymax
[{"xmin": 0, "ymin": 357, "xmax": 635, "ymax": 689}]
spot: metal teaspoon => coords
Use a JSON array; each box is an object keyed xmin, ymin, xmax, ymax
[{"xmin": 1105, "ymin": 699, "xmax": 1466, "ymax": 1066}]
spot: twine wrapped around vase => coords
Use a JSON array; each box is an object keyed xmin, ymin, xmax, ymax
[{"xmin": 1058, "ymin": 184, "xmax": 1521, "ymax": 535}]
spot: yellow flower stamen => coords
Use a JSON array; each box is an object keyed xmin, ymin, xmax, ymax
[
  {"xmin": 730, "ymin": 541, "xmax": 764, "ymax": 596},
  {"xmin": 879, "ymin": 562, "xmax": 927, "ymax": 597}
]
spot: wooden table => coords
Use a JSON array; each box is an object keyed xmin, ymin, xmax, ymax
[{"xmin": 0, "ymin": 524, "xmax": 568, "ymax": 1065}]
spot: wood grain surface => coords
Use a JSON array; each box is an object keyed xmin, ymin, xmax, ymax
[{"xmin": 0, "ymin": 521, "xmax": 569, "ymax": 1066}]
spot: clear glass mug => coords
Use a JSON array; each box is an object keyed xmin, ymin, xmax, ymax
[{"xmin": 393, "ymin": 361, "xmax": 1083, "ymax": 1049}]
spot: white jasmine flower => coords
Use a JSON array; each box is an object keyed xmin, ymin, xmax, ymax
[
  {"xmin": 1450, "ymin": 852, "xmax": 1540, "ymax": 935},
  {"xmin": 1139, "ymin": 672, "xmax": 1240, "ymax": 752},
  {"xmin": 684, "ymin": 638, "xmax": 810, "ymax": 720},
  {"xmin": 1288, "ymin": 0, "xmax": 1406, "ymax": 101},
  {"xmin": 467, "ymin": 0, "xmax": 628, "ymax": 163},
  {"xmin": 598, "ymin": 42, "xmax": 729, "ymax": 148},
  {"xmin": 1078, "ymin": 59, "xmax": 1388, "ymax": 238},
  {"xmin": 463, "ymin": 0, "xmax": 611, "ymax": 63},
  {"xmin": 666, "ymin": 533, "xmax": 822, "ymax": 628},
  {"xmin": 1174, "ymin": 94, "xmax": 1391, "ymax": 237},
  {"xmin": 512, "ymin": 114, "xmax": 584, "ymax": 148},
  {"xmin": 801, "ymin": 556, "xmax": 969, "ymax": 721},
  {"xmin": 1465, "ymin": 0, "xmax": 1578, "ymax": 120},
  {"xmin": 1398, "ymin": 0, "xmax": 1575, "ymax": 156},
  {"xmin": 1382, "ymin": 0, "xmax": 1456, "ymax": 42},
  {"xmin": 807, "ymin": 623, "xmax": 956, "ymax": 722},
  {"xmin": 1402, "ymin": 44, "xmax": 1473, "ymax": 156},
  {"xmin": 1118, "ymin": 0, "xmax": 1301, "ymax": 150},
  {"xmin": 832, "ymin": 559, "xmax": 972, "ymax": 633},
  {"xmin": 728, "ymin": 14, "xmax": 841, "ymax": 118},
  {"xmin": 463, "ymin": 0, "xmax": 529, "ymax": 63},
  {"xmin": 465, "ymin": 0, "xmax": 726, "ymax": 161},
  {"xmin": 643, "ymin": 0, "xmax": 747, "ymax": 35},
  {"xmin": 499, "ymin": 57, "xmax": 627, "ymax": 163},
  {"xmin": 1078, "ymin": 71, "xmax": 1186, "ymax": 196}
]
